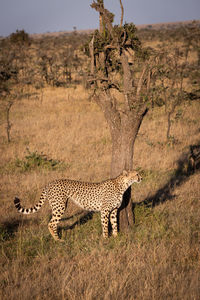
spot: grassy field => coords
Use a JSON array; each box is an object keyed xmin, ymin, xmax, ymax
[{"xmin": 0, "ymin": 83, "xmax": 200, "ymax": 299}]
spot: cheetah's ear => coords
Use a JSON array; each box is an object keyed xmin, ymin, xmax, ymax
[{"xmin": 122, "ymin": 170, "xmax": 128, "ymax": 176}]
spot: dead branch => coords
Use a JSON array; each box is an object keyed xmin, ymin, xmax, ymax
[
  {"xmin": 89, "ymin": 35, "xmax": 95, "ymax": 75},
  {"xmin": 119, "ymin": 0, "xmax": 124, "ymax": 27}
]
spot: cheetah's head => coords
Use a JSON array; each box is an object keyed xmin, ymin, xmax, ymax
[{"xmin": 122, "ymin": 170, "xmax": 142, "ymax": 186}]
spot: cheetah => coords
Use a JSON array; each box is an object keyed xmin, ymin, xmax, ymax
[{"xmin": 14, "ymin": 170, "xmax": 142, "ymax": 241}]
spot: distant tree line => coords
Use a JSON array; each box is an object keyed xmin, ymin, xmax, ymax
[{"xmin": 0, "ymin": 29, "xmax": 88, "ymax": 94}]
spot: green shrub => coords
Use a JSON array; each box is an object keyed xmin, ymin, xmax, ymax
[
  {"xmin": 14, "ymin": 149, "xmax": 65, "ymax": 172},
  {"xmin": 0, "ymin": 149, "xmax": 67, "ymax": 174}
]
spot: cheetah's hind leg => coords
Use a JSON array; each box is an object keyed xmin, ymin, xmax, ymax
[
  {"xmin": 48, "ymin": 218, "xmax": 64, "ymax": 242},
  {"xmin": 48, "ymin": 201, "xmax": 67, "ymax": 242}
]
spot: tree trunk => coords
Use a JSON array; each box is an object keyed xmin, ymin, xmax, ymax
[
  {"xmin": 6, "ymin": 101, "xmax": 13, "ymax": 143},
  {"xmin": 167, "ymin": 111, "xmax": 172, "ymax": 140},
  {"xmin": 110, "ymin": 113, "xmax": 144, "ymax": 176},
  {"xmin": 110, "ymin": 113, "xmax": 144, "ymax": 232}
]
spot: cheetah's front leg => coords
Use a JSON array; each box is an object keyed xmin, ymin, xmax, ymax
[
  {"xmin": 101, "ymin": 209, "xmax": 110, "ymax": 238},
  {"xmin": 110, "ymin": 208, "xmax": 118, "ymax": 237}
]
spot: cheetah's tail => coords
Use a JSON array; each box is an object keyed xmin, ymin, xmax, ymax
[{"xmin": 14, "ymin": 191, "xmax": 46, "ymax": 214}]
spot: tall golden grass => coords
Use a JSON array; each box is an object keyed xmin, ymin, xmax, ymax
[{"xmin": 0, "ymin": 83, "xmax": 199, "ymax": 299}]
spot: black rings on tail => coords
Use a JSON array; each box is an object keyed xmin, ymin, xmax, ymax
[{"xmin": 14, "ymin": 195, "xmax": 45, "ymax": 214}]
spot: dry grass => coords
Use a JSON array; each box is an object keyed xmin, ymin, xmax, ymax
[{"xmin": 0, "ymin": 83, "xmax": 200, "ymax": 299}]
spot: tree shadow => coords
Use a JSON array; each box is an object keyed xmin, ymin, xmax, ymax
[{"xmin": 138, "ymin": 142, "xmax": 200, "ymax": 208}]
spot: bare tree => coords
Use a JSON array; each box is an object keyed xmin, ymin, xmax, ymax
[
  {"xmin": 85, "ymin": 0, "xmax": 153, "ymax": 232},
  {"xmin": 152, "ymin": 45, "xmax": 188, "ymax": 143},
  {"xmin": 0, "ymin": 30, "xmax": 31, "ymax": 142}
]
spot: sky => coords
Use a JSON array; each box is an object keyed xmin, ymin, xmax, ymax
[{"xmin": 0, "ymin": 0, "xmax": 200, "ymax": 37}]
